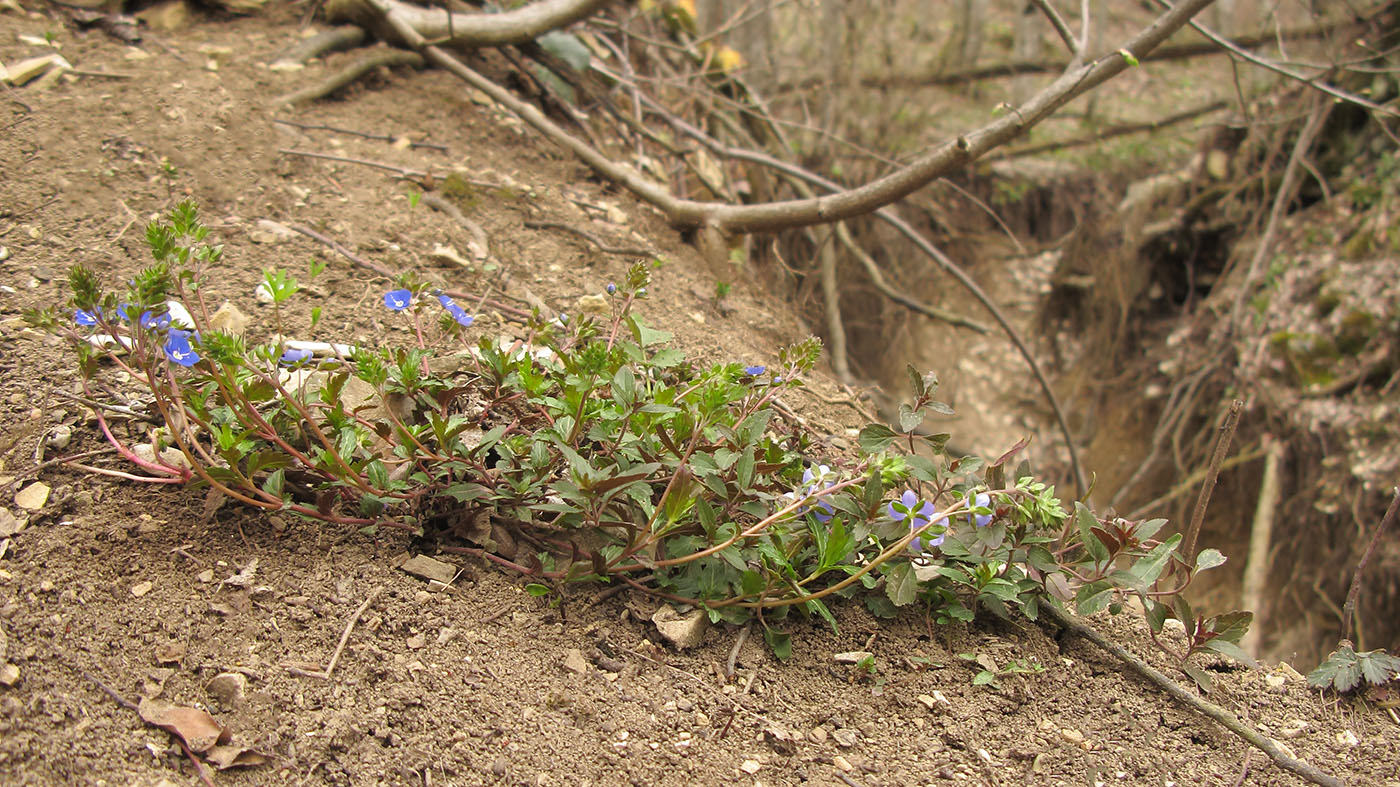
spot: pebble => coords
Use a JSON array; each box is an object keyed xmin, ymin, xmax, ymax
[
  {"xmin": 0, "ymin": 663, "xmax": 17, "ymax": 687},
  {"xmin": 739, "ymin": 760, "xmax": 761, "ymax": 775},
  {"xmin": 561, "ymin": 648, "xmax": 588, "ymax": 674},
  {"xmin": 832, "ymin": 728, "xmax": 857, "ymax": 748},
  {"xmin": 809, "ymin": 727, "xmax": 827, "ymax": 744},
  {"xmin": 834, "ymin": 651, "xmax": 873, "ymax": 664},
  {"xmin": 400, "ymin": 555, "xmax": 458, "ymax": 584},
  {"xmin": 0, "ymin": 246, "xmax": 9, "ymax": 262},
  {"xmin": 406, "ymin": 634, "xmax": 426, "ymax": 650},
  {"xmin": 832, "ymin": 755, "xmax": 853, "ymax": 772},
  {"xmin": 206, "ymin": 672, "xmax": 247, "ymax": 705},
  {"xmin": 1059, "ymin": 728, "xmax": 1084, "ymax": 745},
  {"xmin": 45, "ymin": 425, "xmax": 72, "ymax": 451},
  {"xmin": 130, "ymin": 581, "xmax": 153, "ymax": 597}
]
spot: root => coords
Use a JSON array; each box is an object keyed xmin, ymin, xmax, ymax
[
  {"xmin": 272, "ymin": 25, "xmax": 366, "ymax": 66},
  {"xmin": 272, "ymin": 48, "xmax": 425, "ymax": 106},
  {"xmin": 1042, "ymin": 604, "xmax": 1345, "ymax": 787}
]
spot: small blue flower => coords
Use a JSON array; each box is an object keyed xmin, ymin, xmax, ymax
[
  {"xmin": 606, "ymin": 283, "xmax": 617, "ymax": 295},
  {"xmin": 279, "ymin": 347, "xmax": 314, "ymax": 366},
  {"xmin": 74, "ymin": 309, "xmax": 98, "ymax": 327},
  {"xmin": 743, "ymin": 365, "xmax": 766, "ymax": 376},
  {"xmin": 966, "ymin": 491, "xmax": 993, "ymax": 527},
  {"xmin": 163, "ymin": 328, "xmax": 200, "ymax": 367},
  {"xmin": 446, "ymin": 305, "xmax": 474, "ymax": 327},
  {"xmin": 787, "ymin": 464, "xmax": 835, "ymax": 523},
  {"xmin": 636, "ymin": 288, "xmax": 647, "ymax": 298},
  {"xmin": 889, "ymin": 489, "xmax": 945, "ymax": 551},
  {"xmin": 437, "ymin": 293, "xmax": 456, "ymax": 309},
  {"xmin": 139, "ymin": 310, "xmax": 171, "ymax": 331},
  {"xmin": 383, "ymin": 289, "xmax": 412, "ymax": 311},
  {"xmin": 116, "ymin": 303, "xmax": 132, "ymax": 323}
]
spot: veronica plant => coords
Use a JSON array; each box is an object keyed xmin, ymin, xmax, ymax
[{"xmin": 26, "ymin": 201, "xmax": 1248, "ymax": 663}]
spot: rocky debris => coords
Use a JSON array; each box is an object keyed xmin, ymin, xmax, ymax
[
  {"xmin": 14, "ymin": 482, "xmax": 49, "ymax": 511},
  {"xmin": 651, "ymin": 606, "xmax": 709, "ymax": 649},
  {"xmin": 206, "ymin": 672, "xmax": 247, "ymax": 706},
  {"xmin": 834, "ymin": 651, "xmax": 872, "ymax": 664},
  {"xmin": 399, "ymin": 555, "xmax": 459, "ymax": 584}
]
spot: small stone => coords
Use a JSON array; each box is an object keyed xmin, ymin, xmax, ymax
[
  {"xmin": 832, "ymin": 728, "xmax": 857, "ymax": 748},
  {"xmin": 0, "ymin": 247, "xmax": 9, "ymax": 262},
  {"xmin": 651, "ymin": 606, "xmax": 709, "ymax": 649},
  {"xmin": 250, "ymin": 219, "xmax": 297, "ymax": 244},
  {"xmin": 1265, "ymin": 673, "xmax": 1287, "ymax": 691},
  {"xmin": 575, "ymin": 294, "xmax": 608, "ymax": 315},
  {"xmin": 196, "ymin": 569, "xmax": 215, "ymax": 583},
  {"xmin": 14, "ymin": 482, "xmax": 49, "ymax": 511},
  {"xmin": 1335, "ymin": 730, "xmax": 1359, "ymax": 747},
  {"xmin": 491, "ymin": 756, "xmax": 508, "ymax": 776},
  {"xmin": 406, "ymin": 634, "xmax": 426, "ymax": 650},
  {"xmin": 916, "ymin": 694, "xmax": 936, "ymax": 710},
  {"xmin": 31, "ymin": 266, "xmax": 53, "ymax": 282},
  {"xmin": 832, "ymin": 755, "xmax": 853, "ymax": 772},
  {"xmin": 429, "ymin": 244, "xmax": 472, "ymax": 269},
  {"xmin": 38, "ymin": 580, "xmax": 55, "ymax": 593},
  {"xmin": 1060, "ymin": 728, "xmax": 1084, "ymax": 745},
  {"xmin": 400, "ymin": 555, "xmax": 459, "ymax": 584},
  {"xmin": 0, "ymin": 663, "xmax": 17, "ymax": 687},
  {"xmin": 834, "ymin": 651, "xmax": 873, "ymax": 664},
  {"xmin": 562, "ymin": 648, "xmax": 589, "ymax": 675},
  {"xmin": 1279, "ymin": 719, "xmax": 1308, "ymax": 739},
  {"xmin": 45, "ymin": 425, "xmax": 72, "ymax": 451},
  {"xmin": 739, "ymin": 760, "xmax": 761, "ymax": 775},
  {"xmin": 809, "ymin": 727, "xmax": 827, "ymax": 744},
  {"xmin": 0, "ymin": 509, "xmax": 23, "ymax": 538},
  {"xmin": 130, "ymin": 581, "xmax": 153, "ymax": 597},
  {"xmin": 437, "ymin": 627, "xmax": 458, "ymax": 645},
  {"xmin": 206, "ymin": 672, "xmax": 247, "ymax": 706},
  {"xmin": 689, "ymin": 311, "xmax": 705, "ymax": 324}
]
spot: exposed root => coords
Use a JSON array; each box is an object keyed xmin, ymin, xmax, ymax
[
  {"xmin": 271, "ymin": 25, "xmax": 366, "ymax": 67},
  {"xmin": 1042, "ymin": 604, "xmax": 1346, "ymax": 787},
  {"xmin": 271, "ymin": 48, "xmax": 425, "ymax": 106}
]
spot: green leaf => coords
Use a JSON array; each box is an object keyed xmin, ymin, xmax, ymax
[
  {"xmin": 1199, "ymin": 638, "xmax": 1258, "ymax": 668},
  {"xmin": 857, "ymin": 424, "xmax": 898, "ymax": 454},
  {"xmin": 763, "ymin": 628, "xmax": 792, "ymax": 661},
  {"xmin": 365, "ymin": 459, "xmax": 389, "ymax": 490},
  {"xmin": 1357, "ymin": 650, "xmax": 1400, "ymax": 686},
  {"xmin": 537, "ymin": 30, "xmax": 592, "ymax": 72},
  {"xmin": 1183, "ymin": 665, "xmax": 1215, "ymax": 693},
  {"xmin": 864, "ymin": 594, "xmax": 898, "ymax": 618},
  {"xmin": 905, "ymin": 363, "xmax": 926, "ymax": 397},
  {"xmin": 1126, "ymin": 533, "xmax": 1181, "ymax": 590},
  {"xmin": 524, "ymin": 583, "xmax": 552, "ymax": 597},
  {"xmin": 735, "ymin": 448, "xmax": 755, "ymax": 491},
  {"xmin": 1075, "ymin": 580, "xmax": 1114, "ymax": 616},
  {"xmin": 897, "ymin": 403, "xmax": 925, "ymax": 434},
  {"xmin": 884, "ymin": 561, "xmax": 919, "ymax": 607},
  {"xmin": 1209, "ymin": 610, "xmax": 1253, "ymax": 644},
  {"xmin": 1118, "ymin": 48, "xmax": 1139, "ymax": 67},
  {"xmin": 611, "ymin": 366, "xmax": 636, "ymax": 406},
  {"xmin": 972, "ymin": 670, "xmax": 996, "ymax": 686},
  {"xmin": 262, "ymin": 468, "xmax": 286, "ymax": 500},
  {"xmin": 1074, "ymin": 503, "xmax": 1109, "ymax": 567},
  {"xmin": 1195, "ymin": 549, "xmax": 1227, "ymax": 572},
  {"xmin": 805, "ymin": 598, "xmax": 838, "ymax": 634}
]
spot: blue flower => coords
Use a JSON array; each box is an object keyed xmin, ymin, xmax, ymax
[
  {"xmin": 606, "ymin": 283, "xmax": 617, "ymax": 295},
  {"xmin": 965, "ymin": 491, "xmax": 993, "ymax": 527},
  {"xmin": 279, "ymin": 347, "xmax": 314, "ymax": 366},
  {"xmin": 888, "ymin": 489, "xmax": 945, "ymax": 551},
  {"xmin": 383, "ymin": 289, "xmax": 412, "ymax": 311},
  {"xmin": 163, "ymin": 329, "xmax": 200, "ymax": 367},
  {"xmin": 437, "ymin": 293, "xmax": 456, "ymax": 308},
  {"xmin": 743, "ymin": 365, "xmax": 766, "ymax": 376},
  {"xmin": 446, "ymin": 305, "xmax": 474, "ymax": 327},
  {"xmin": 116, "ymin": 303, "xmax": 132, "ymax": 323},
  {"xmin": 140, "ymin": 310, "xmax": 171, "ymax": 331},
  {"xmin": 74, "ymin": 308, "xmax": 98, "ymax": 327},
  {"xmin": 786, "ymin": 464, "xmax": 835, "ymax": 523}
]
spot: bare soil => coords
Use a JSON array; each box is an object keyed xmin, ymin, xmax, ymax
[{"xmin": 1, "ymin": 5, "xmax": 1397, "ymax": 786}]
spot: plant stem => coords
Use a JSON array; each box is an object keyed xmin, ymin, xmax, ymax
[{"xmin": 1340, "ymin": 486, "xmax": 1399, "ymax": 645}]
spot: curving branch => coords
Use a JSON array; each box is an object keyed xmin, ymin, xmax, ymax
[
  {"xmin": 365, "ymin": 0, "xmax": 1217, "ymax": 236},
  {"xmin": 326, "ymin": 0, "xmax": 614, "ymax": 48}
]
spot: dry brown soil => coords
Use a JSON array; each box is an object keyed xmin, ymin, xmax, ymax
[{"xmin": 1, "ymin": 5, "xmax": 1397, "ymax": 786}]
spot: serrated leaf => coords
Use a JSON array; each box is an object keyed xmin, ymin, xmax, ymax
[
  {"xmin": 1075, "ymin": 503, "xmax": 1109, "ymax": 567},
  {"xmin": 857, "ymin": 423, "xmax": 898, "ymax": 454},
  {"xmin": 1209, "ymin": 610, "xmax": 1253, "ymax": 644},
  {"xmin": 897, "ymin": 403, "xmax": 925, "ymax": 434},
  {"xmin": 1357, "ymin": 650, "xmax": 1400, "ymax": 686},
  {"xmin": 884, "ymin": 561, "xmax": 919, "ymax": 606}
]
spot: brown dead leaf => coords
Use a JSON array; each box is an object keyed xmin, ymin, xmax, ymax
[
  {"xmin": 137, "ymin": 697, "xmax": 229, "ymax": 752},
  {"xmin": 205, "ymin": 743, "xmax": 269, "ymax": 769}
]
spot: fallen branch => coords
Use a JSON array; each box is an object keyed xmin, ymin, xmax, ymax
[
  {"xmin": 1042, "ymin": 604, "xmax": 1346, "ymax": 787},
  {"xmin": 327, "ymin": 0, "xmax": 613, "ymax": 48},
  {"xmin": 271, "ymin": 25, "xmax": 367, "ymax": 66},
  {"xmin": 271, "ymin": 48, "xmax": 425, "ymax": 106}
]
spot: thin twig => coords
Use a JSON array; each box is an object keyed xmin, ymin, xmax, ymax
[
  {"xmin": 1029, "ymin": 0, "xmax": 1079, "ymax": 55},
  {"xmin": 522, "ymin": 220, "xmax": 654, "ymax": 256},
  {"xmin": 280, "ymin": 147, "xmax": 431, "ymax": 180},
  {"xmin": 1340, "ymin": 486, "xmax": 1399, "ymax": 644},
  {"xmin": 324, "ymin": 588, "xmax": 380, "ymax": 678},
  {"xmin": 273, "ymin": 118, "xmax": 448, "ymax": 151},
  {"xmin": 1239, "ymin": 436, "xmax": 1283, "ymax": 655},
  {"xmin": 725, "ymin": 622, "xmax": 751, "ymax": 680},
  {"xmin": 421, "ymin": 192, "xmax": 490, "ymax": 254},
  {"xmin": 1183, "ymin": 399, "xmax": 1244, "ymax": 562},
  {"xmin": 1042, "ymin": 604, "xmax": 1345, "ymax": 787}
]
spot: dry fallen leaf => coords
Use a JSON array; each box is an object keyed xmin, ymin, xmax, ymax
[
  {"xmin": 137, "ymin": 697, "xmax": 229, "ymax": 752},
  {"xmin": 206, "ymin": 744, "xmax": 269, "ymax": 769}
]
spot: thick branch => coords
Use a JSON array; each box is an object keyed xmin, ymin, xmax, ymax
[
  {"xmin": 371, "ymin": 0, "xmax": 1217, "ymax": 234},
  {"xmin": 327, "ymin": 0, "xmax": 614, "ymax": 48}
]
